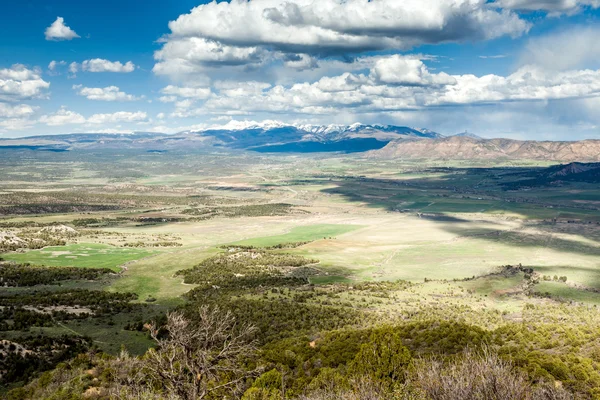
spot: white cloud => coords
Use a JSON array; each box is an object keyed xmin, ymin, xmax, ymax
[
  {"xmin": 160, "ymin": 55, "xmax": 600, "ymax": 118},
  {"xmin": 87, "ymin": 111, "xmax": 148, "ymax": 124},
  {"xmin": 493, "ymin": 0, "xmax": 600, "ymax": 15},
  {"xmin": 175, "ymin": 99, "xmax": 194, "ymax": 109},
  {"xmin": 370, "ymin": 56, "xmax": 456, "ymax": 86},
  {"xmin": 45, "ymin": 17, "xmax": 80, "ymax": 41},
  {"xmin": 0, "ymin": 103, "xmax": 37, "ymax": 118},
  {"xmin": 159, "ymin": 96, "xmax": 178, "ymax": 103},
  {"xmin": 434, "ymin": 66, "xmax": 600, "ymax": 105},
  {"xmin": 479, "ymin": 55, "xmax": 507, "ymax": 59},
  {"xmin": 83, "ymin": 128, "xmax": 135, "ymax": 134},
  {"xmin": 73, "ymin": 85, "xmax": 140, "ymax": 101},
  {"xmin": 48, "ymin": 60, "xmax": 66, "ymax": 71},
  {"xmin": 79, "ymin": 59, "xmax": 136, "ymax": 73},
  {"xmin": 160, "ymin": 85, "xmax": 212, "ymax": 100},
  {"xmin": 519, "ymin": 26, "xmax": 600, "ymax": 71},
  {"xmin": 0, "ymin": 65, "xmax": 40, "ymax": 81},
  {"xmin": 284, "ymin": 54, "xmax": 319, "ymax": 71},
  {"xmin": 68, "ymin": 62, "xmax": 79, "ymax": 76},
  {"xmin": 144, "ymin": 123, "xmax": 213, "ymax": 134},
  {"xmin": 39, "ymin": 108, "xmax": 148, "ymax": 127},
  {"xmin": 0, "ymin": 103, "xmax": 37, "ymax": 133},
  {"xmin": 156, "ymin": 85, "xmax": 212, "ymax": 116},
  {"xmin": 214, "ymin": 81, "xmax": 272, "ymax": 97},
  {"xmin": 0, "ymin": 64, "xmax": 50, "ymax": 102},
  {"xmin": 39, "ymin": 108, "xmax": 86, "ymax": 126},
  {"xmin": 0, "ymin": 118, "xmax": 35, "ymax": 132},
  {"xmin": 154, "ymin": 0, "xmax": 529, "ymax": 78},
  {"xmin": 153, "ymin": 38, "xmax": 269, "ymax": 78}
]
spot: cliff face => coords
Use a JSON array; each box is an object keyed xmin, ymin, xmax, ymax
[{"xmin": 370, "ymin": 137, "xmax": 600, "ymax": 162}]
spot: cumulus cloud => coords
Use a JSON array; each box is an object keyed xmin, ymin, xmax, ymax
[
  {"xmin": 0, "ymin": 103, "xmax": 37, "ymax": 118},
  {"xmin": 434, "ymin": 66, "xmax": 600, "ymax": 105},
  {"xmin": 0, "ymin": 88, "xmax": 39, "ymax": 133},
  {"xmin": 73, "ymin": 85, "xmax": 140, "ymax": 101},
  {"xmin": 48, "ymin": 60, "xmax": 66, "ymax": 71},
  {"xmin": 370, "ymin": 56, "xmax": 456, "ymax": 86},
  {"xmin": 158, "ymin": 95, "xmax": 178, "ymax": 103},
  {"xmin": 68, "ymin": 62, "xmax": 79, "ymax": 75},
  {"xmin": 39, "ymin": 108, "xmax": 148, "ymax": 127},
  {"xmin": 153, "ymin": 38, "xmax": 269, "ymax": 78},
  {"xmin": 157, "ymin": 54, "xmax": 600, "ymax": 118},
  {"xmin": 0, "ymin": 118, "xmax": 35, "ymax": 132},
  {"xmin": 160, "ymin": 85, "xmax": 211, "ymax": 100},
  {"xmin": 156, "ymin": 85, "xmax": 212, "ymax": 116},
  {"xmin": 214, "ymin": 81, "xmax": 272, "ymax": 97},
  {"xmin": 284, "ymin": 54, "xmax": 319, "ymax": 71},
  {"xmin": 154, "ymin": 0, "xmax": 529, "ymax": 78},
  {"xmin": 45, "ymin": 17, "xmax": 80, "ymax": 41},
  {"xmin": 71, "ymin": 59, "xmax": 136, "ymax": 73},
  {"xmin": 0, "ymin": 64, "xmax": 50, "ymax": 102},
  {"xmin": 493, "ymin": 0, "xmax": 600, "ymax": 15},
  {"xmin": 39, "ymin": 108, "xmax": 86, "ymax": 126}
]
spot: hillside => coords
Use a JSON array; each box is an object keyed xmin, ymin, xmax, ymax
[{"xmin": 371, "ymin": 136, "xmax": 600, "ymax": 162}]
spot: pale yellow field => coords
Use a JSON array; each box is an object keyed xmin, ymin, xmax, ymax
[{"xmin": 97, "ymin": 197, "xmax": 600, "ymax": 300}]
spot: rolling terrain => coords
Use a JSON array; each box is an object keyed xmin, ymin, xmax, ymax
[{"xmin": 1, "ymin": 143, "xmax": 600, "ymax": 398}]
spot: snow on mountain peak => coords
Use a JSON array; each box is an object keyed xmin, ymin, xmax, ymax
[{"xmin": 189, "ymin": 120, "xmax": 441, "ymax": 139}]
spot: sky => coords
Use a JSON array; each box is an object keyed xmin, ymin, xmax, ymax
[{"xmin": 1, "ymin": 0, "xmax": 600, "ymax": 140}]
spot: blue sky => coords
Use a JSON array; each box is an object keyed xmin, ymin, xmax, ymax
[{"xmin": 1, "ymin": 0, "xmax": 600, "ymax": 139}]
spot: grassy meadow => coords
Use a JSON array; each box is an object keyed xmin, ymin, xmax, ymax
[{"xmin": 2, "ymin": 243, "xmax": 157, "ymax": 272}]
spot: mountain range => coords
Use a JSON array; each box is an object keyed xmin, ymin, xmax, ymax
[
  {"xmin": 0, "ymin": 121, "xmax": 598, "ymax": 162},
  {"xmin": 372, "ymin": 136, "xmax": 600, "ymax": 162}
]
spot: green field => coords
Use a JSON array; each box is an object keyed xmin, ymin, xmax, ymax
[
  {"xmin": 107, "ymin": 247, "xmax": 221, "ymax": 301},
  {"xmin": 533, "ymin": 281, "xmax": 600, "ymax": 305},
  {"xmin": 229, "ymin": 224, "xmax": 363, "ymax": 247},
  {"xmin": 3, "ymin": 243, "xmax": 157, "ymax": 271}
]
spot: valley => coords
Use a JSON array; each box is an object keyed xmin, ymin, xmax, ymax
[{"xmin": 1, "ymin": 146, "xmax": 600, "ymax": 398}]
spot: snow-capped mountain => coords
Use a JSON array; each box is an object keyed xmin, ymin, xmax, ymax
[
  {"xmin": 2, "ymin": 121, "xmax": 600, "ymax": 161},
  {"xmin": 0, "ymin": 120, "xmax": 441, "ymax": 154},
  {"xmin": 198, "ymin": 121, "xmax": 442, "ymax": 139},
  {"xmin": 186, "ymin": 121, "xmax": 443, "ymax": 153}
]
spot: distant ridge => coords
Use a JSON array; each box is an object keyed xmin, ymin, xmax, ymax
[
  {"xmin": 0, "ymin": 122, "xmax": 442, "ymax": 154},
  {"xmin": 0, "ymin": 121, "xmax": 598, "ymax": 161},
  {"xmin": 370, "ymin": 136, "xmax": 600, "ymax": 162}
]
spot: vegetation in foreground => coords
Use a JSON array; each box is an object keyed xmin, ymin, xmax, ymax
[
  {"xmin": 6, "ymin": 306, "xmax": 587, "ymax": 400},
  {"xmin": 2, "ymin": 150, "xmax": 600, "ymax": 399},
  {"xmin": 5, "ymin": 249, "xmax": 600, "ymax": 399}
]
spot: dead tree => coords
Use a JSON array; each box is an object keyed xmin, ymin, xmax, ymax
[{"xmin": 142, "ymin": 306, "xmax": 258, "ymax": 400}]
